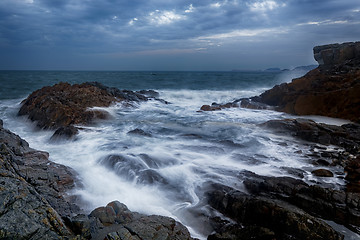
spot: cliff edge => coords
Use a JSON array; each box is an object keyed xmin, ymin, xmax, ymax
[{"xmin": 257, "ymin": 41, "xmax": 360, "ymax": 122}]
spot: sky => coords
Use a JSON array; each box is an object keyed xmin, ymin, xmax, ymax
[{"xmin": 0, "ymin": 0, "xmax": 360, "ymax": 71}]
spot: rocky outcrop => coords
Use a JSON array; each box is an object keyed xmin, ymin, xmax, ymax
[
  {"xmin": 0, "ymin": 121, "xmax": 193, "ymax": 239},
  {"xmin": 257, "ymin": 41, "xmax": 360, "ymax": 123},
  {"xmin": 261, "ymin": 118, "xmax": 360, "ymax": 191},
  {"xmin": 314, "ymin": 42, "xmax": 360, "ymax": 68},
  {"xmin": 199, "ymin": 42, "xmax": 360, "ymax": 123},
  {"xmin": 206, "ymin": 180, "xmax": 345, "ymax": 240},
  {"xmin": 200, "ymin": 99, "xmax": 273, "ymax": 112},
  {"xmin": 206, "ymin": 171, "xmax": 360, "ymax": 239},
  {"xmin": 0, "ymin": 119, "xmax": 79, "ymax": 239},
  {"xmin": 261, "ymin": 119, "xmax": 360, "ymax": 154},
  {"xmin": 18, "ymin": 82, "xmax": 161, "ymax": 139},
  {"xmin": 72, "ymin": 201, "xmax": 193, "ymax": 240}
]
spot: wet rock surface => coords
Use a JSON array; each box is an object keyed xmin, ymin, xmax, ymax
[
  {"xmin": 257, "ymin": 41, "xmax": 360, "ymax": 123},
  {"xmin": 199, "ymin": 42, "xmax": 360, "ymax": 123},
  {"xmin": 18, "ymin": 82, "xmax": 161, "ymax": 139},
  {"xmin": 0, "ymin": 121, "xmax": 194, "ymax": 239},
  {"xmin": 206, "ymin": 180, "xmax": 345, "ymax": 240},
  {"xmin": 0, "ymin": 119, "xmax": 79, "ymax": 239}
]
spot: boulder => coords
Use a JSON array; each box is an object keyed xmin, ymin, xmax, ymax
[
  {"xmin": 76, "ymin": 201, "xmax": 194, "ymax": 240},
  {"xmin": 18, "ymin": 82, "xmax": 158, "ymax": 138},
  {"xmin": 311, "ymin": 169, "xmax": 334, "ymax": 177}
]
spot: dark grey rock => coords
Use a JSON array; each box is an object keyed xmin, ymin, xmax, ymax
[{"xmin": 206, "ymin": 182, "xmax": 344, "ymax": 240}]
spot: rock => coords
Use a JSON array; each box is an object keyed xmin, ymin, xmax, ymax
[
  {"xmin": 128, "ymin": 128, "xmax": 152, "ymax": 137},
  {"xmin": 199, "ymin": 99, "xmax": 273, "ymax": 112},
  {"xmin": 200, "ymin": 104, "xmax": 221, "ymax": 111},
  {"xmin": 136, "ymin": 90, "xmax": 160, "ymax": 98},
  {"xmin": 344, "ymin": 156, "xmax": 360, "ymax": 192},
  {"xmin": 313, "ymin": 42, "xmax": 360, "ymax": 68},
  {"xmin": 312, "ymin": 169, "xmax": 334, "ymax": 177},
  {"xmin": 240, "ymin": 171, "xmax": 360, "ymax": 234},
  {"xmin": 261, "ymin": 118, "xmax": 360, "ymax": 154},
  {"xmin": 0, "ymin": 120, "xmax": 80, "ymax": 239},
  {"xmin": 18, "ymin": 82, "xmax": 156, "ymax": 138},
  {"xmin": 0, "ymin": 120, "xmax": 194, "ymax": 239},
  {"xmin": 256, "ymin": 41, "xmax": 360, "ymax": 123},
  {"xmin": 50, "ymin": 125, "xmax": 79, "ymax": 140},
  {"xmin": 206, "ymin": 182, "xmax": 344, "ymax": 240},
  {"xmin": 85, "ymin": 201, "xmax": 193, "ymax": 240}
]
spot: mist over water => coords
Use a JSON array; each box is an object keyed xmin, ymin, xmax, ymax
[{"xmin": 1, "ymin": 69, "xmax": 349, "ymax": 239}]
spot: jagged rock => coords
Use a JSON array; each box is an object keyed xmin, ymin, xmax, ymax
[
  {"xmin": 199, "ymin": 99, "xmax": 273, "ymax": 112},
  {"xmin": 206, "ymin": 182, "xmax": 344, "ymax": 240},
  {"xmin": 75, "ymin": 201, "xmax": 193, "ymax": 240},
  {"xmin": 0, "ymin": 120, "xmax": 80, "ymax": 239},
  {"xmin": 50, "ymin": 126, "xmax": 80, "ymax": 141},
  {"xmin": 261, "ymin": 118, "xmax": 360, "ymax": 154},
  {"xmin": 127, "ymin": 128, "xmax": 152, "ymax": 137},
  {"xmin": 313, "ymin": 42, "xmax": 360, "ymax": 67},
  {"xmin": 241, "ymin": 171, "xmax": 360, "ymax": 234},
  {"xmin": 0, "ymin": 121, "xmax": 195, "ymax": 239},
  {"xmin": 257, "ymin": 41, "xmax": 360, "ymax": 123}
]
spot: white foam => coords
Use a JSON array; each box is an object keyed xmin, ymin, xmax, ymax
[{"xmin": 0, "ymin": 90, "xmax": 348, "ymax": 240}]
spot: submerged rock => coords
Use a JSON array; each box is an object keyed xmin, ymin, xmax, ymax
[{"xmin": 311, "ymin": 169, "xmax": 334, "ymax": 177}]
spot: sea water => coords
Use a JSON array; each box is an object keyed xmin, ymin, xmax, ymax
[{"xmin": 0, "ymin": 70, "xmax": 356, "ymax": 239}]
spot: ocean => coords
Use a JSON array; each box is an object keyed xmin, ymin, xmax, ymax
[{"xmin": 0, "ymin": 70, "xmax": 354, "ymax": 239}]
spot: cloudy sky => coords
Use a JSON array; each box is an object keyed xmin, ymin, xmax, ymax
[{"xmin": 1, "ymin": 0, "xmax": 359, "ymax": 71}]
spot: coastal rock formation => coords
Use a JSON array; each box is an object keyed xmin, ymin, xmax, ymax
[
  {"xmin": 74, "ymin": 201, "xmax": 193, "ymax": 240},
  {"xmin": 199, "ymin": 41, "xmax": 360, "ymax": 123},
  {"xmin": 257, "ymin": 41, "xmax": 360, "ymax": 123},
  {"xmin": 18, "ymin": 82, "xmax": 159, "ymax": 139},
  {"xmin": 313, "ymin": 42, "xmax": 360, "ymax": 68},
  {"xmin": 262, "ymin": 118, "xmax": 360, "ymax": 192},
  {"xmin": 0, "ymin": 120, "xmax": 193, "ymax": 239},
  {"xmin": 261, "ymin": 118, "xmax": 360, "ymax": 154},
  {"xmin": 206, "ymin": 180, "xmax": 345, "ymax": 240},
  {"xmin": 0, "ymin": 119, "xmax": 79, "ymax": 239}
]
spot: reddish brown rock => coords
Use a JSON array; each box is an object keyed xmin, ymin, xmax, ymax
[
  {"xmin": 258, "ymin": 41, "xmax": 360, "ymax": 123},
  {"xmin": 18, "ymin": 82, "xmax": 120, "ymax": 129},
  {"xmin": 18, "ymin": 82, "xmax": 155, "ymax": 139}
]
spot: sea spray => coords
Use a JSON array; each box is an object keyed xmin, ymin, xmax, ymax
[{"xmin": 0, "ymin": 70, "xmax": 345, "ymax": 239}]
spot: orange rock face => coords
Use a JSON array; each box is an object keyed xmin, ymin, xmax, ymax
[{"xmin": 259, "ymin": 42, "xmax": 360, "ymax": 123}]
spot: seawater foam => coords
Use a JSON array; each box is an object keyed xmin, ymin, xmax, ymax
[{"xmin": 0, "ymin": 89, "xmax": 347, "ymax": 239}]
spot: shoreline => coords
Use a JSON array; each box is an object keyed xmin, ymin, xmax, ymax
[{"xmin": 1, "ymin": 41, "xmax": 360, "ymax": 239}]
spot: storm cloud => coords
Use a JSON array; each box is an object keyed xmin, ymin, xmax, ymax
[{"xmin": 0, "ymin": 0, "xmax": 359, "ymax": 70}]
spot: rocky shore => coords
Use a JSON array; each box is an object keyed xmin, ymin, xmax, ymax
[
  {"xmin": 1, "ymin": 83, "xmax": 192, "ymax": 239},
  {"xmin": 1, "ymin": 42, "xmax": 360, "ymax": 239},
  {"xmin": 199, "ymin": 42, "xmax": 360, "ymax": 239},
  {"xmin": 200, "ymin": 41, "xmax": 360, "ymax": 124}
]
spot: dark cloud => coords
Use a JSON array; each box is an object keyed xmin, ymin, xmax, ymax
[{"xmin": 0, "ymin": 0, "xmax": 359, "ymax": 70}]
